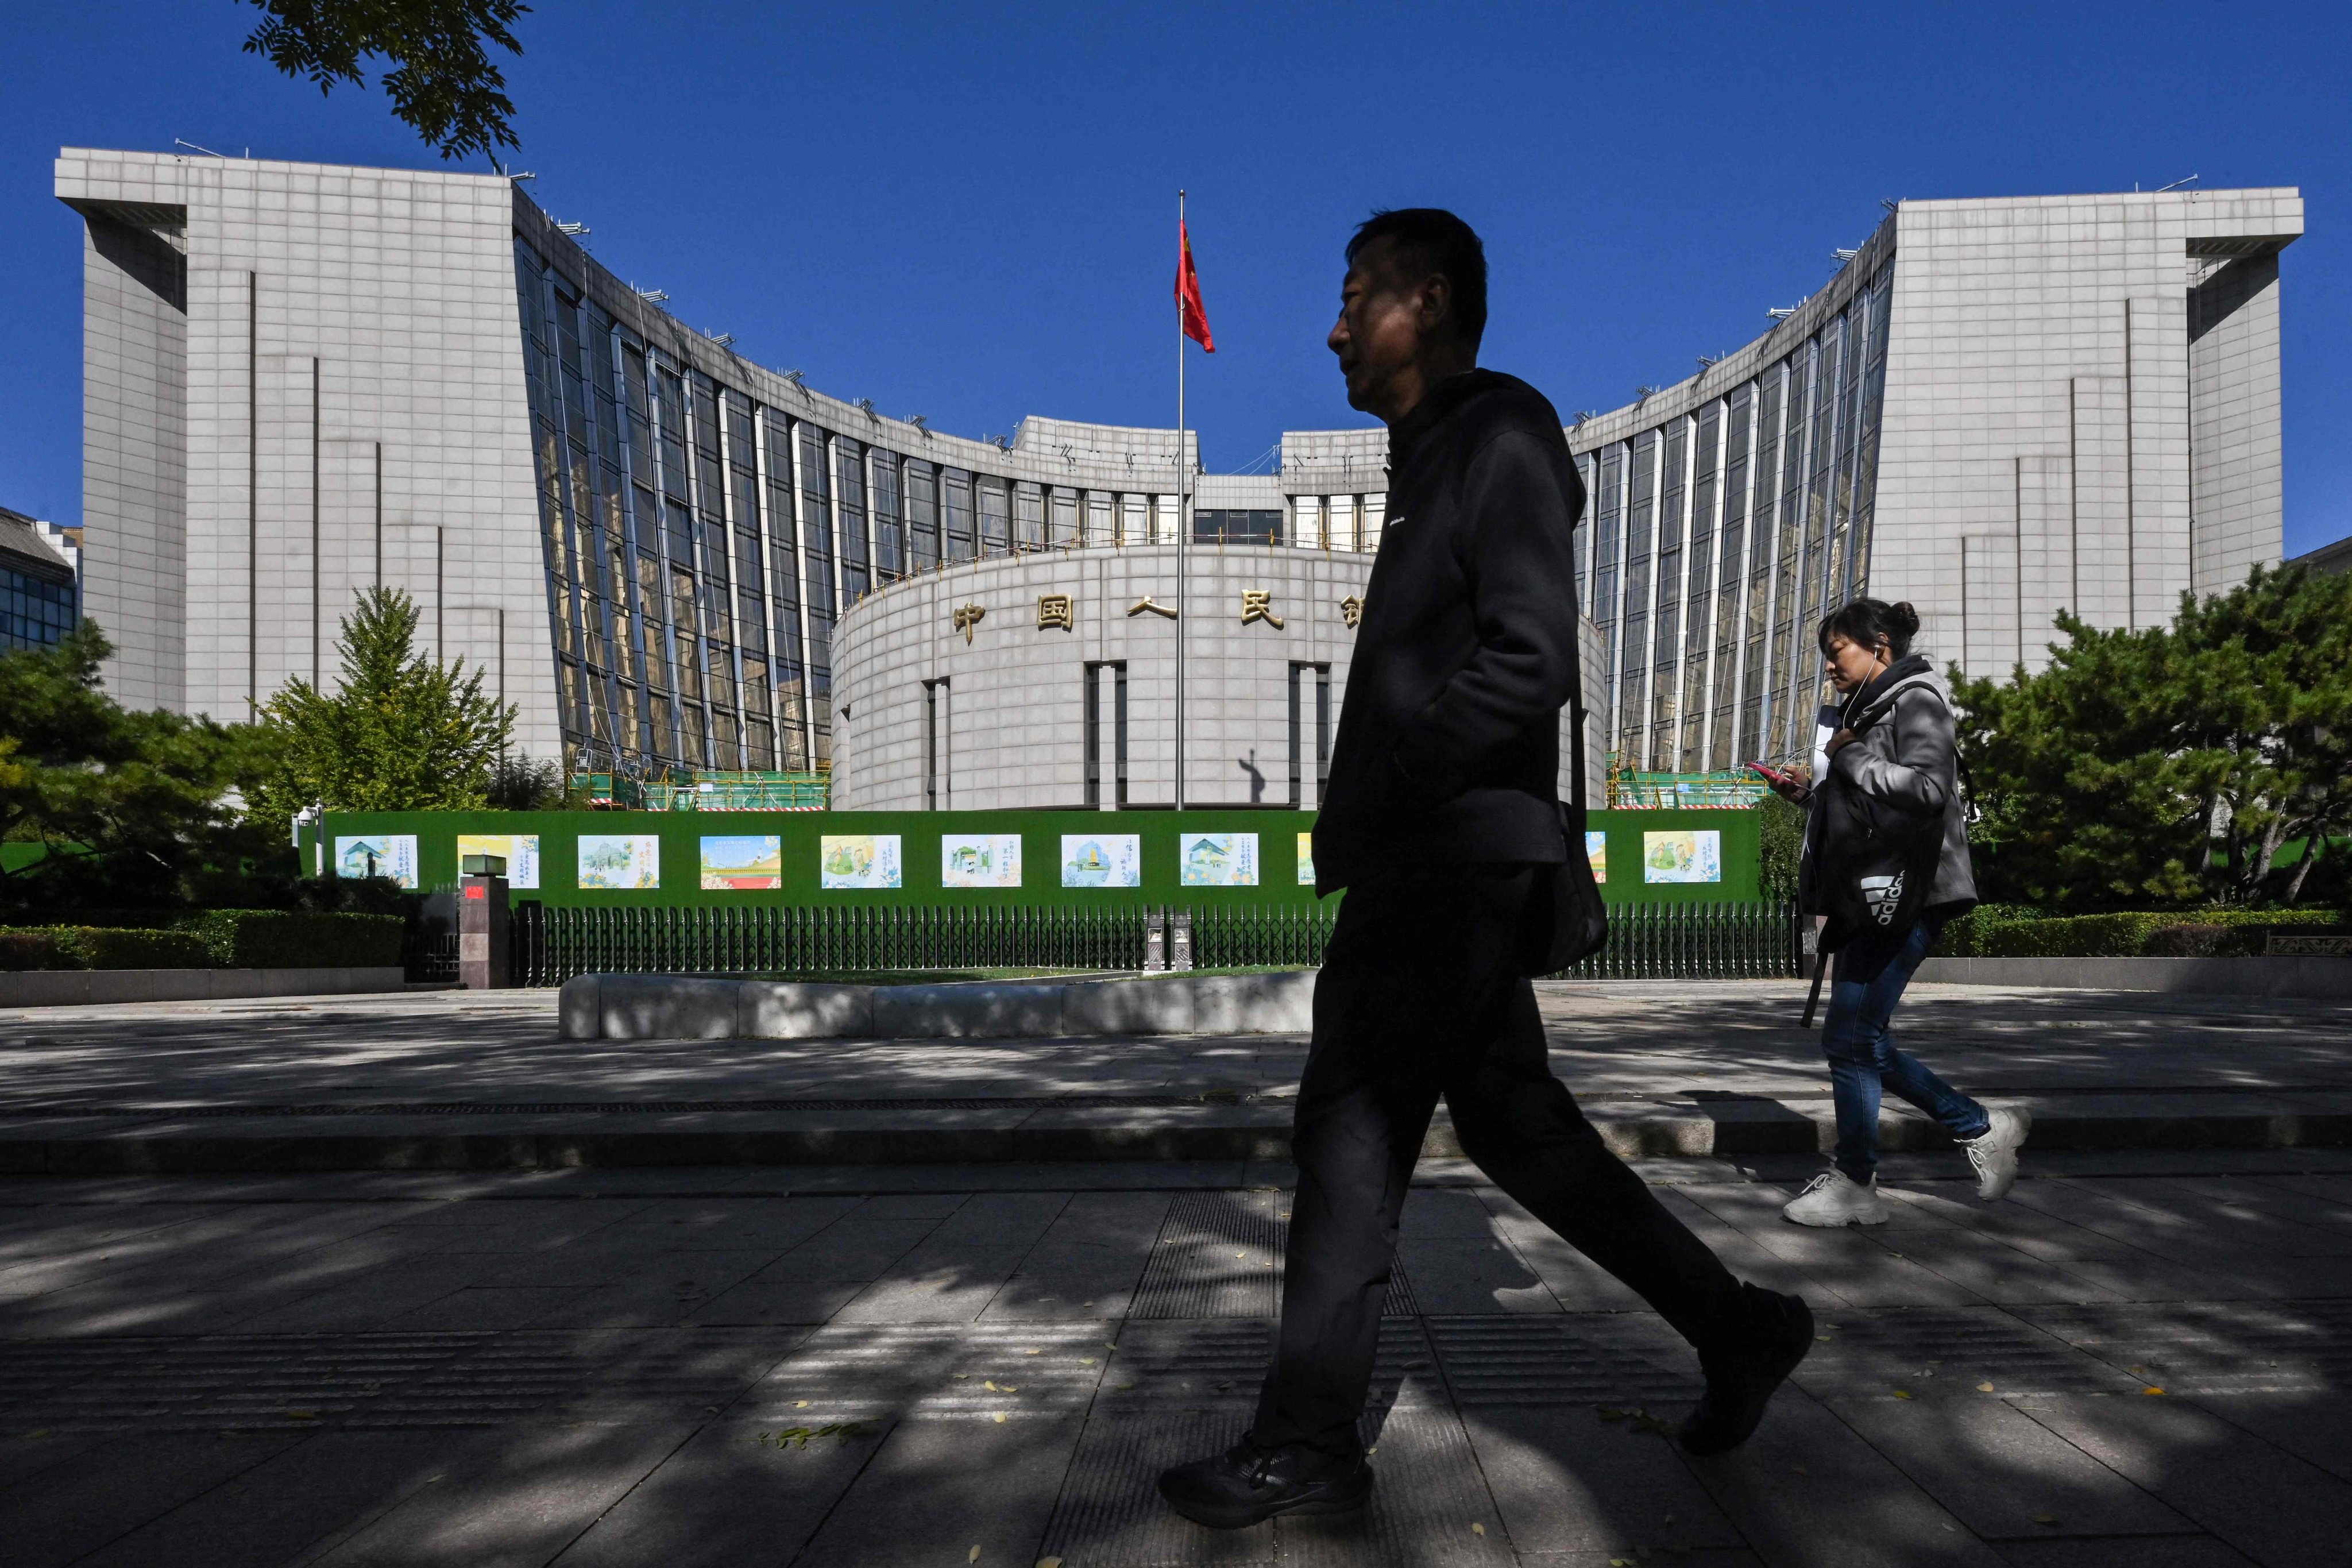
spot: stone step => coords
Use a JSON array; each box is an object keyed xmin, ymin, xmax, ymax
[{"xmin": 3, "ymin": 1090, "xmax": 2346, "ymax": 1174}]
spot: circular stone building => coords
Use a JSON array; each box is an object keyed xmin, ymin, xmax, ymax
[{"xmin": 831, "ymin": 539, "xmax": 1604, "ymax": 812}]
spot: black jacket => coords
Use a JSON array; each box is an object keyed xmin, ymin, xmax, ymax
[{"xmin": 1312, "ymin": 369, "xmax": 1588, "ymax": 894}]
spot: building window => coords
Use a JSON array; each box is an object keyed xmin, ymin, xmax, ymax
[
  {"xmin": 943, "ymin": 469, "xmax": 975, "ymax": 562},
  {"xmin": 1288, "ymin": 662, "xmax": 1331, "ymax": 808},
  {"xmin": 1195, "ymin": 509, "xmax": 1284, "ymax": 546},
  {"xmin": 923, "ymin": 677, "xmax": 950, "ymax": 809}
]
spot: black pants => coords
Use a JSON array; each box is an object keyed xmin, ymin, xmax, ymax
[{"xmin": 1252, "ymin": 866, "xmax": 1750, "ymax": 1458}]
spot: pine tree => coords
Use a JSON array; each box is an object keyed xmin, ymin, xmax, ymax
[{"xmin": 249, "ymin": 587, "xmax": 515, "ymax": 827}]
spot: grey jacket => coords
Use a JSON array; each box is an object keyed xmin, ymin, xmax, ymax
[{"xmin": 1801, "ymin": 666, "xmax": 1978, "ymax": 914}]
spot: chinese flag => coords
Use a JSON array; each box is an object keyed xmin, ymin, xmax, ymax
[{"xmin": 1176, "ymin": 220, "xmax": 1215, "ymax": 353}]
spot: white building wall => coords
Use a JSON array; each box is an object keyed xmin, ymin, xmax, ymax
[
  {"xmin": 2188, "ymin": 252, "xmax": 2287, "ymax": 594},
  {"xmin": 1871, "ymin": 189, "xmax": 2300, "ymax": 674},
  {"xmin": 74, "ymin": 208, "xmax": 187, "ymax": 709},
  {"xmin": 833, "ymin": 546, "xmax": 1604, "ymax": 811},
  {"xmin": 56, "ymin": 149, "xmax": 555, "ymax": 750}
]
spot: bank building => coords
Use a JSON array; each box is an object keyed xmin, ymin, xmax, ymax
[{"xmin": 58, "ymin": 148, "xmax": 2296, "ymax": 805}]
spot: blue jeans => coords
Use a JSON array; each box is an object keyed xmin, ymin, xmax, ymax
[{"xmin": 1823, "ymin": 917, "xmax": 1989, "ymax": 1183}]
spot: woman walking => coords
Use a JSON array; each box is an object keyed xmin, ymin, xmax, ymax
[{"xmin": 1759, "ymin": 598, "xmax": 2028, "ymax": 1226}]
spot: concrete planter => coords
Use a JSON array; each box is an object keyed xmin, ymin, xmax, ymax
[
  {"xmin": 0, "ymin": 967, "xmax": 413, "ymax": 1008},
  {"xmin": 1916, "ymin": 955, "xmax": 2352, "ymax": 998},
  {"xmin": 559, "ymin": 968, "xmax": 1318, "ymax": 1041}
]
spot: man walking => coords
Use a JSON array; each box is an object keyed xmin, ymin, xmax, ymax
[{"xmin": 1160, "ymin": 210, "xmax": 1813, "ymax": 1530}]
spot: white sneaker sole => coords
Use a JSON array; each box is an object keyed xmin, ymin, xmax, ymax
[{"xmin": 1781, "ymin": 1203, "xmax": 1890, "ymax": 1228}]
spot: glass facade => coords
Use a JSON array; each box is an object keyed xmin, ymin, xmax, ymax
[
  {"xmin": 0, "ymin": 559, "xmax": 75, "ymax": 651},
  {"xmin": 514, "ymin": 233, "xmax": 1352, "ymax": 778},
  {"xmin": 1573, "ymin": 261, "xmax": 1892, "ymax": 768}
]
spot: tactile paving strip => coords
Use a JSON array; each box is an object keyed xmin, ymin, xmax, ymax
[
  {"xmin": 2012, "ymin": 1299, "xmax": 2352, "ymax": 1393},
  {"xmin": 1133, "ymin": 1192, "xmax": 1287, "ymax": 1318},
  {"xmin": 747, "ymin": 1320, "xmax": 1111, "ymax": 1420},
  {"xmin": 1425, "ymin": 1315, "xmax": 1704, "ymax": 1407},
  {"xmin": 1038, "ymin": 1407, "xmax": 1282, "ymax": 1567},
  {"xmin": 1798, "ymin": 1307, "xmax": 2141, "ymax": 1397},
  {"xmin": 0, "ymin": 1326, "xmax": 814, "ymax": 1431},
  {"xmin": 0, "ymin": 1332, "xmax": 491, "ymax": 1430},
  {"xmin": 1100, "ymin": 1319, "xmax": 1439, "ymax": 1415}
]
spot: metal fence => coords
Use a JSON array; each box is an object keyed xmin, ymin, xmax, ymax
[
  {"xmin": 1546, "ymin": 899, "xmax": 1802, "ymax": 980},
  {"xmin": 469, "ymin": 898, "xmax": 1801, "ymax": 988}
]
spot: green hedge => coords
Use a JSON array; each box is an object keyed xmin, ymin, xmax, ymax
[
  {"xmin": 185, "ymin": 910, "xmax": 406, "ymax": 970},
  {"xmin": 0, "ymin": 931, "xmax": 64, "ymax": 970},
  {"xmin": 0, "ymin": 926, "xmax": 212, "ymax": 970},
  {"xmin": 1942, "ymin": 905, "xmax": 2345, "ymax": 958}
]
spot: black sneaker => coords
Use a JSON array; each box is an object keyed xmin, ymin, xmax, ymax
[
  {"xmin": 1678, "ymin": 1284, "xmax": 1814, "ymax": 1456},
  {"xmin": 1158, "ymin": 1436, "xmax": 1373, "ymax": 1530}
]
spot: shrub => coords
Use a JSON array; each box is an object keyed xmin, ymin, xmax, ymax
[
  {"xmin": 0, "ymin": 930, "xmax": 65, "ymax": 970},
  {"xmin": 188, "ymin": 909, "xmax": 407, "ymax": 969},
  {"xmin": 2144, "ymin": 924, "xmax": 2233, "ymax": 958},
  {"xmin": 1960, "ymin": 906, "xmax": 2345, "ymax": 958},
  {"xmin": 1936, "ymin": 903, "xmax": 2046, "ymax": 956},
  {"xmin": 3, "ymin": 926, "xmax": 214, "ymax": 970}
]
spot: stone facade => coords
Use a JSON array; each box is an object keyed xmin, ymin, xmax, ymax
[
  {"xmin": 830, "ymin": 544, "xmax": 1606, "ymax": 812},
  {"xmin": 57, "ymin": 150, "xmax": 2297, "ymax": 783},
  {"xmin": 1568, "ymin": 187, "xmax": 2301, "ymax": 770}
]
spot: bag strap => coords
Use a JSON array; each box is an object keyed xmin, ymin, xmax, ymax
[{"xmin": 1848, "ymin": 675, "xmax": 1941, "ymax": 736}]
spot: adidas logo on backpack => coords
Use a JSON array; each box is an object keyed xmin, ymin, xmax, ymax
[{"xmin": 1860, "ymin": 872, "xmax": 1905, "ymax": 925}]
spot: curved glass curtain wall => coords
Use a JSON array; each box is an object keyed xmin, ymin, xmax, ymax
[
  {"xmin": 514, "ymin": 235, "xmax": 1394, "ymax": 781},
  {"xmin": 1573, "ymin": 263, "xmax": 1893, "ymax": 770}
]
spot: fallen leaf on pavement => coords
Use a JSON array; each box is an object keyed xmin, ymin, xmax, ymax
[
  {"xmin": 1471, "ymin": 1522, "xmax": 1485, "ymax": 1535},
  {"xmin": 1978, "ymin": 1381, "xmax": 1995, "ymax": 1392},
  {"xmin": 1893, "ymin": 1390, "xmax": 1914, "ymax": 1399},
  {"xmin": 2033, "ymin": 1513, "xmax": 2060, "ymax": 1526}
]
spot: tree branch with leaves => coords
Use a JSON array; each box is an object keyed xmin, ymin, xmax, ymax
[{"xmin": 241, "ymin": 0, "xmax": 529, "ymax": 161}]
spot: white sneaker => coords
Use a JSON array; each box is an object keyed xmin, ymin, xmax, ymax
[
  {"xmin": 1781, "ymin": 1169, "xmax": 1890, "ymax": 1227},
  {"xmin": 1963, "ymin": 1107, "xmax": 2031, "ymax": 1200}
]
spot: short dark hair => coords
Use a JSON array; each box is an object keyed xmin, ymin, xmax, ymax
[
  {"xmin": 1346, "ymin": 208, "xmax": 1488, "ymax": 346},
  {"xmin": 1817, "ymin": 597, "xmax": 1921, "ymax": 658}
]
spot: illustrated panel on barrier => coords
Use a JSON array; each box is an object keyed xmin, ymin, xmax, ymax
[
  {"xmin": 1586, "ymin": 831, "xmax": 1609, "ymax": 884},
  {"xmin": 579, "ymin": 835, "xmax": 662, "ymax": 890},
  {"xmin": 942, "ymin": 833, "xmax": 1022, "ymax": 889},
  {"xmin": 701, "ymin": 835, "xmax": 783, "ymax": 890},
  {"xmin": 1181, "ymin": 832, "xmax": 1258, "ymax": 887},
  {"xmin": 821, "ymin": 834, "xmax": 903, "ymax": 890},
  {"xmin": 1296, "ymin": 831, "xmax": 1316, "ymax": 886},
  {"xmin": 457, "ymin": 833, "xmax": 540, "ymax": 889},
  {"xmin": 1643, "ymin": 829, "xmax": 1722, "ymax": 884},
  {"xmin": 336, "ymin": 834, "xmax": 419, "ymax": 889},
  {"xmin": 1061, "ymin": 833, "xmax": 1141, "ymax": 889}
]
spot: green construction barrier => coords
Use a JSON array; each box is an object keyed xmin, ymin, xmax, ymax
[{"xmin": 305, "ymin": 805, "xmax": 1760, "ymax": 908}]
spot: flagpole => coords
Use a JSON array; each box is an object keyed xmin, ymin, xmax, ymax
[{"xmin": 1175, "ymin": 188, "xmax": 1188, "ymax": 813}]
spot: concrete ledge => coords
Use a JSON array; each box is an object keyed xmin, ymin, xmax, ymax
[
  {"xmin": 559, "ymin": 970, "xmax": 1319, "ymax": 1041},
  {"xmin": 0, "ymin": 967, "xmax": 410, "ymax": 1009},
  {"xmin": 1917, "ymin": 956, "xmax": 2352, "ymax": 998}
]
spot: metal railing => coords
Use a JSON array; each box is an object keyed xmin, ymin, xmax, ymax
[
  {"xmin": 480, "ymin": 898, "xmax": 1800, "ymax": 987},
  {"xmin": 1547, "ymin": 899, "xmax": 1802, "ymax": 980}
]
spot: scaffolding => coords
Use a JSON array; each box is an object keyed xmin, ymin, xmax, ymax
[
  {"xmin": 1604, "ymin": 762, "xmax": 1770, "ymax": 810},
  {"xmin": 567, "ymin": 770, "xmax": 831, "ymax": 812}
]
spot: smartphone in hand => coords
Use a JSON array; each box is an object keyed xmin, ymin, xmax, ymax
[{"xmin": 1745, "ymin": 761, "xmax": 1789, "ymax": 786}]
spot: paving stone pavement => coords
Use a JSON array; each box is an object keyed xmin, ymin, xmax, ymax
[
  {"xmin": 5, "ymin": 1149, "xmax": 2352, "ymax": 1566},
  {"xmin": 5, "ymin": 982, "xmax": 2351, "ymax": 1172}
]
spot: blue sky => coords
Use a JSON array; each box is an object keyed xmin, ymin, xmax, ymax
[{"xmin": 3, "ymin": 1, "xmax": 2346, "ymax": 555}]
